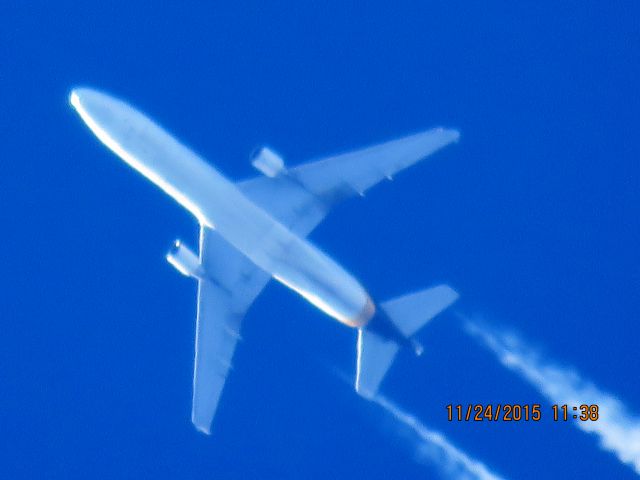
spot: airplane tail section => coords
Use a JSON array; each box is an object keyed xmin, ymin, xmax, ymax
[
  {"xmin": 355, "ymin": 284, "xmax": 458, "ymax": 399},
  {"xmin": 381, "ymin": 284, "xmax": 459, "ymax": 338},
  {"xmin": 355, "ymin": 329, "xmax": 400, "ymax": 398}
]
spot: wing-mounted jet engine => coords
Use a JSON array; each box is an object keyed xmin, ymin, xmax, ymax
[
  {"xmin": 166, "ymin": 240, "xmax": 203, "ymax": 279},
  {"xmin": 250, "ymin": 146, "xmax": 286, "ymax": 177}
]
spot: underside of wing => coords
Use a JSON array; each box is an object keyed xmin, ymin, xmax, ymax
[
  {"xmin": 191, "ymin": 227, "xmax": 270, "ymax": 434},
  {"xmin": 290, "ymin": 127, "xmax": 460, "ymax": 199},
  {"xmin": 237, "ymin": 128, "xmax": 459, "ymax": 234},
  {"xmin": 192, "ymin": 280, "xmax": 241, "ymax": 433}
]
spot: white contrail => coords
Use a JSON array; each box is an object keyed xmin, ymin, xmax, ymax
[
  {"xmin": 373, "ymin": 394, "xmax": 508, "ymax": 480},
  {"xmin": 463, "ymin": 318, "xmax": 640, "ymax": 475}
]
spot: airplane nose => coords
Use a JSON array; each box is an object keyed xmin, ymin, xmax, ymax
[
  {"xmin": 69, "ymin": 87, "xmax": 97, "ymax": 110},
  {"xmin": 69, "ymin": 87, "xmax": 135, "ymax": 149},
  {"xmin": 69, "ymin": 89, "xmax": 79, "ymax": 108},
  {"xmin": 70, "ymin": 87, "xmax": 125, "ymax": 121}
]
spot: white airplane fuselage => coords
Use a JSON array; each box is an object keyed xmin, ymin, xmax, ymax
[{"xmin": 70, "ymin": 89, "xmax": 375, "ymax": 328}]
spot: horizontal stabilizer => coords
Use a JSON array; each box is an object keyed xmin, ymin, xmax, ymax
[
  {"xmin": 355, "ymin": 329, "xmax": 399, "ymax": 399},
  {"xmin": 381, "ymin": 285, "xmax": 458, "ymax": 338}
]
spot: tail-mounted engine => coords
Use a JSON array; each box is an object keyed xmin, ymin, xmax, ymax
[{"xmin": 166, "ymin": 240, "xmax": 203, "ymax": 279}]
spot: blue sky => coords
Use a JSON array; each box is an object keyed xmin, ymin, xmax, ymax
[{"xmin": 2, "ymin": 2, "xmax": 639, "ymax": 478}]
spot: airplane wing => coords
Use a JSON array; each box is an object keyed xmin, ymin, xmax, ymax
[
  {"xmin": 191, "ymin": 227, "xmax": 270, "ymax": 434},
  {"xmin": 237, "ymin": 127, "xmax": 459, "ymax": 236}
]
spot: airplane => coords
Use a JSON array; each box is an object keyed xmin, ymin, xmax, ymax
[{"xmin": 70, "ymin": 87, "xmax": 460, "ymax": 434}]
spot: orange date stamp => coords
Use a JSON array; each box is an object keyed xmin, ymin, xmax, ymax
[{"xmin": 446, "ymin": 404, "xmax": 599, "ymax": 422}]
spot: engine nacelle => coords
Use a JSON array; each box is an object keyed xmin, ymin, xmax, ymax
[
  {"xmin": 166, "ymin": 240, "xmax": 203, "ymax": 279},
  {"xmin": 250, "ymin": 146, "xmax": 285, "ymax": 178}
]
